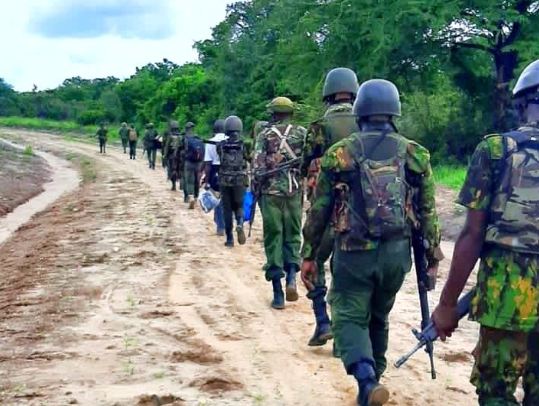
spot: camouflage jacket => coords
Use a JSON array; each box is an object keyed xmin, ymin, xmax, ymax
[
  {"xmin": 143, "ymin": 129, "xmax": 159, "ymax": 150},
  {"xmin": 119, "ymin": 126, "xmax": 129, "ymax": 140},
  {"xmin": 253, "ymin": 120, "xmax": 307, "ymax": 196},
  {"xmin": 96, "ymin": 128, "xmax": 108, "ymax": 140},
  {"xmin": 302, "ymin": 131, "xmax": 441, "ymax": 263}
]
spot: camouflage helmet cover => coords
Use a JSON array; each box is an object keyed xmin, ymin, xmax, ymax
[{"xmin": 266, "ymin": 97, "xmax": 295, "ymax": 113}]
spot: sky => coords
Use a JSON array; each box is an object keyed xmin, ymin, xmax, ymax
[{"xmin": 0, "ymin": 0, "xmax": 231, "ymax": 91}]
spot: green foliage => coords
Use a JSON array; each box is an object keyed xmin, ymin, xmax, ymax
[
  {"xmin": 23, "ymin": 146, "xmax": 33, "ymax": 156},
  {"xmin": 433, "ymin": 165, "xmax": 468, "ymax": 190}
]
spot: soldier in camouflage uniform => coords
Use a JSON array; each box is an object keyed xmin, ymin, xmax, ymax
[
  {"xmin": 119, "ymin": 122, "xmax": 129, "ymax": 153},
  {"xmin": 183, "ymin": 122, "xmax": 205, "ymax": 209},
  {"xmin": 253, "ymin": 97, "xmax": 307, "ymax": 310},
  {"xmin": 96, "ymin": 122, "xmax": 108, "ymax": 153},
  {"xmin": 143, "ymin": 123, "xmax": 159, "ymax": 169},
  {"xmin": 163, "ymin": 120, "xmax": 183, "ymax": 191},
  {"xmin": 433, "ymin": 60, "xmax": 539, "ymax": 406},
  {"xmin": 302, "ymin": 67, "xmax": 360, "ymax": 348},
  {"xmin": 302, "ymin": 80, "xmax": 442, "ymax": 406},
  {"xmin": 217, "ymin": 116, "xmax": 249, "ymax": 247}
]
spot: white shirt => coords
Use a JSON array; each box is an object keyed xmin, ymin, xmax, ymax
[{"xmin": 204, "ymin": 133, "xmax": 228, "ymax": 165}]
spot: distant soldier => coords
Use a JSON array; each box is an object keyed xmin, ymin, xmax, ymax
[
  {"xmin": 183, "ymin": 122, "xmax": 205, "ymax": 209},
  {"xmin": 161, "ymin": 121, "xmax": 171, "ymax": 169},
  {"xmin": 204, "ymin": 119, "xmax": 228, "ymax": 236},
  {"xmin": 253, "ymin": 97, "xmax": 306, "ymax": 309},
  {"xmin": 433, "ymin": 60, "xmax": 539, "ymax": 406},
  {"xmin": 302, "ymin": 68, "xmax": 360, "ymax": 348},
  {"xmin": 143, "ymin": 123, "xmax": 159, "ymax": 169},
  {"xmin": 217, "ymin": 116, "xmax": 249, "ymax": 247},
  {"xmin": 128, "ymin": 124, "xmax": 138, "ymax": 160},
  {"xmin": 119, "ymin": 122, "xmax": 129, "ymax": 153},
  {"xmin": 301, "ymin": 80, "xmax": 442, "ymax": 406},
  {"xmin": 163, "ymin": 120, "xmax": 183, "ymax": 191},
  {"xmin": 95, "ymin": 122, "xmax": 108, "ymax": 154}
]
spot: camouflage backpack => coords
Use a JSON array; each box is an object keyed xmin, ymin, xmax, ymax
[
  {"xmin": 485, "ymin": 128, "xmax": 539, "ymax": 253},
  {"xmin": 218, "ymin": 140, "xmax": 247, "ymax": 187},
  {"xmin": 345, "ymin": 131, "xmax": 411, "ymax": 240}
]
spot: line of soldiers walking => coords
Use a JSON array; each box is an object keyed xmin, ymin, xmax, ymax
[{"xmin": 94, "ymin": 60, "xmax": 539, "ymax": 406}]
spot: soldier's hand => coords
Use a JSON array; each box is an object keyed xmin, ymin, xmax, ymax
[
  {"xmin": 432, "ymin": 303, "xmax": 459, "ymax": 342},
  {"xmin": 300, "ymin": 260, "xmax": 317, "ymax": 291}
]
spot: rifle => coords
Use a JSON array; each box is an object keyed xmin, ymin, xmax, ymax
[
  {"xmin": 394, "ymin": 289, "xmax": 475, "ymax": 370},
  {"xmin": 409, "ymin": 215, "xmax": 438, "ymax": 379}
]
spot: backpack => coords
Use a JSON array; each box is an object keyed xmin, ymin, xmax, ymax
[
  {"xmin": 129, "ymin": 129, "xmax": 138, "ymax": 141},
  {"xmin": 186, "ymin": 136, "xmax": 205, "ymax": 162},
  {"xmin": 346, "ymin": 131, "xmax": 411, "ymax": 240},
  {"xmin": 485, "ymin": 129, "xmax": 539, "ymax": 253}
]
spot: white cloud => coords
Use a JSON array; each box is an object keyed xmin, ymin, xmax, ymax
[{"xmin": 0, "ymin": 0, "xmax": 230, "ymax": 91}]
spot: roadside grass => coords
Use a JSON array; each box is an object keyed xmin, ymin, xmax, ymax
[
  {"xmin": 23, "ymin": 146, "xmax": 33, "ymax": 155},
  {"xmin": 433, "ymin": 164, "xmax": 467, "ymax": 191},
  {"xmin": 0, "ymin": 117, "xmax": 121, "ymax": 143}
]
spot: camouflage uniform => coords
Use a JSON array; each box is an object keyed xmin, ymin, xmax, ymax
[
  {"xmin": 302, "ymin": 101, "xmax": 358, "ymax": 298},
  {"xmin": 119, "ymin": 123, "xmax": 129, "ymax": 153},
  {"xmin": 184, "ymin": 134, "xmax": 204, "ymax": 202},
  {"xmin": 163, "ymin": 126, "xmax": 183, "ymax": 191},
  {"xmin": 254, "ymin": 120, "xmax": 307, "ymax": 281},
  {"xmin": 302, "ymin": 130, "xmax": 441, "ymax": 379},
  {"xmin": 457, "ymin": 128, "xmax": 539, "ymax": 406},
  {"xmin": 96, "ymin": 126, "xmax": 108, "ymax": 153}
]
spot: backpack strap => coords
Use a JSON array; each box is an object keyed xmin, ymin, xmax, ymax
[{"xmin": 270, "ymin": 125, "xmax": 298, "ymax": 159}]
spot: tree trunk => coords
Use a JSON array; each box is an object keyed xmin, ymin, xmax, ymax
[{"xmin": 493, "ymin": 50, "xmax": 519, "ymax": 131}]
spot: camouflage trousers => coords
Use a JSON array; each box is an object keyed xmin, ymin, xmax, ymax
[
  {"xmin": 184, "ymin": 161, "xmax": 202, "ymax": 198},
  {"xmin": 121, "ymin": 138, "xmax": 128, "ymax": 152},
  {"xmin": 328, "ymin": 238, "xmax": 411, "ymax": 378},
  {"xmin": 259, "ymin": 193, "xmax": 302, "ymax": 281},
  {"xmin": 146, "ymin": 148, "xmax": 157, "ymax": 169},
  {"xmin": 471, "ymin": 326, "xmax": 538, "ymax": 406}
]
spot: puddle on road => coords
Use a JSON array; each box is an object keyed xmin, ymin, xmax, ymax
[{"xmin": 0, "ymin": 138, "xmax": 81, "ymax": 245}]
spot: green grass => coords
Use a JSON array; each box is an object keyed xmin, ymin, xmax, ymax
[
  {"xmin": 433, "ymin": 164, "xmax": 467, "ymax": 190},
  {"xmin": 23, "ymin": 146, "xmax": 33, "ymax": 156},
  {"xmin": 0, "ymin": 117, "xmax": 121, "ymax": 142}
]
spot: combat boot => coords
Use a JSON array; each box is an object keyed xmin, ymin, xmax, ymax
[
  {"xmin": 353, "ymin": 361, "xmax": 389, "ymax": 406},
  {"xmin": 284, "ymin": 264, "xmax": 299, "ymax": 302},
  {"xmin": 308, "ymin": 292, "xmax": 333, "ymax": 346},
  {"xmin": 171, "ymin": 181, "xmax": 177, "ymax": 191},
  {"xmin": 188, "ymin": 195, "xmax": 196, "ymax": 209},
  {"xmin": 236, "ymin": 216, "xmax": 246, "ymax": 245},
  {"xmin": 224, "ymin": 229, "xmax": 234, "ymax": 247},
  {"xmin": 271, "ymin": 278, "xmax": 285, "ymax": 309}
]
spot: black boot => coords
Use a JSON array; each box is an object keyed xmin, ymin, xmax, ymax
[
  {"xmin": 271, "ymin": 278, "xmax": 285, "ymax": 309},
  {"xmin": 236, "ymin": 216, "xmax": 246, "ymax": 245},
  {"xmin": 353, "ymin": 361, "xmax": 389, "ymax": 406},
  {"xmin": 284, "ymin": 264, "xmax": 299, "ymax": 302},
  {"xmin": 308, "ymin": 290, "xmax": 333, "ymax": 346},
  {"xmin": 171, "ymin": 181, "xmax": 176, "ymax": 191},
  {"xmin": 224, "ymin": 229, "xmax": 234, "ymax": 247}
]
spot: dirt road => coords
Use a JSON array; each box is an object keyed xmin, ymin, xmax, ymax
[{"xmin": 0, "ymin": 129, "xmax": 480, "ymax": 406}]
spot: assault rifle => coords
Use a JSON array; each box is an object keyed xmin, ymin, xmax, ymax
[
  {"xmin": 248, "ymin": 156, "xmax": 303, "ymax": 237},
  {"xmin": 394, "ymin": 289, "xmax": 475, "ymax": 371}
]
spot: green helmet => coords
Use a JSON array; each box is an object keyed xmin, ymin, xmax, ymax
[
  {"xmin": 169, "ymin": 120, "xmax": 180, "ymax": 131},
  {"xmin": 322, "ymin": 68, "xmax": 359, "ymax": 100},
  {"xmin": 213, "ymin": 119, "xmax": 225, "ymax": 134},
  {"xmin": 513, "ymin": 60, "xmax": 539, "ymax": 99},
  {"xmin": 224, "ymin": 116, "xmax": 243, "ymax": 134},
  {"xmin": 266, "ymin": 97, "xmax": 295, "ymax": 113},
  {"xmin": 354, "ymin": 79, "xmax": 401, "ymax": 118},
  {"xmin": 185, "ymin": 122, "xmax": 195, "ymax": 129}
]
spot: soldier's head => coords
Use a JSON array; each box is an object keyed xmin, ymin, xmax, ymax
[
  {"xmin": 353, "ymin": 79, "xmax": 401, "ymax": 129},
  {"xmin": 170, "ymin": 120, "xmax": 180, "ymax": 134},
  {"xmin": 121, "ymin": 122, "xmax": 127, "ymax": 127},
  {"xmin": 322, "ymin": 68, "xmax": 359, "ymax": 105},
  {"xmin": 185, "ymin": 122, "xmax": 195, "ymax": 134},
  {"xmin": 513, "ymin": 60, "xmax": 539, "ymax": 124},
  {"xmin": 130, "ymin": 124, "xmax": 135, "ymax": 129},
  {"xmin": 266, "ymin": 97, "xmax": 295, "ymax": 122},
  {"xmin": 213, "ymin": 119, "xmax": 226, "ymax": 134},
  {"xmin": 146, "ymin": 122, "xmax": 154, "ymax": 129},
  {"xmin": 224, "ymin": 115, "xmax": 243, "ymax": 140},
  {"xmin": 100, "ymin": 121, "xmax": 106, "ymax": 128}
]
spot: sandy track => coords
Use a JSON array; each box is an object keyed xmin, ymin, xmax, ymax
[{"xmin": 0, "ymin": 130, "xmax": 481, "ymax": 406}]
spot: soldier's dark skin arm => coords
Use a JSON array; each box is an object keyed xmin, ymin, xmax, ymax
[{"xmin": 432, "ymin": 209, "xmax": 487, "ymax": 341}]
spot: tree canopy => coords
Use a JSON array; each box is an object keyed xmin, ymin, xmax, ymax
[{"xmin": 1, "ymin": 0, "xmax": 538, "ymax": 161}]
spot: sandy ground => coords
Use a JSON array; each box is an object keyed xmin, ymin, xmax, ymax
[
  {"xmin": 0, "ymin": 129, "xmax": 482, "ymax": 406},
  {"xmin": 0, "ymin": 141, "xmax": 51, "ymax": 217}
]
